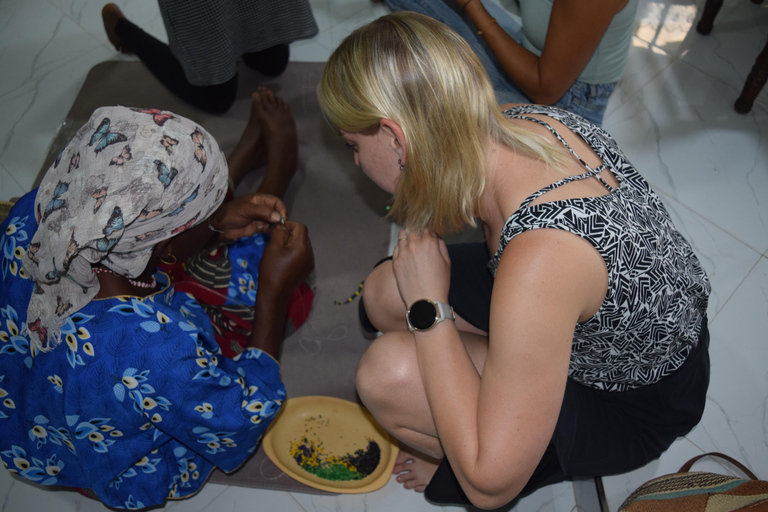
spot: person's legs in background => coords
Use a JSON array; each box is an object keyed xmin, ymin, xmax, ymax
[
  {"xmin": 102, "ymin": 3, "xmax": 237, "ymax": 113},
  {"xmin": 242, "ymin": 45, "xmax": 290, "ymax": 77}
]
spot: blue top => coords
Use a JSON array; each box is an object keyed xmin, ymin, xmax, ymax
[{"xmin": 0, "ymin": 191, "xmax": 285, "ymax": 509}]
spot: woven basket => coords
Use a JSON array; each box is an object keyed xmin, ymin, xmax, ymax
[{"xmin": 619, "ymin": 453, "xmax": 768, "ymax": 511}]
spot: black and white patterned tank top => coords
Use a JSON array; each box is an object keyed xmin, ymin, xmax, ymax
[{"xmin": 489, "ymin": 105, "xmax": 711, "ymax": 392}]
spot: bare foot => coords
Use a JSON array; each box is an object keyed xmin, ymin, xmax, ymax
[
  {"xmin": 102, "ymin": 4, "xmax": 132, "ymax": 55},
  {"xmin": 228, "ymin": 91, "xmax": 268, "ymax": 184},
  {"xmin": 255, "ymin": 88, "xmax": 298, "ymax": 162},
  {"xmin": 227, "ymin": 88, "xmax": 298, "ymax": 198},
  {"xmin": 254, "ymin": 87, "xmax": 298, "ymax": 198},
  {"xmin": 393, "ymin": 444, "xmax": 441, "ymax": 492}
]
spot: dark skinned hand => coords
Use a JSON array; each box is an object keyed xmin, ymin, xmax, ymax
[
  {"xmin": 258, "ymin": 221, "xmax": 314, "ymax": 299},
  {"xmin": 210, "ymin": 193, "xmax": 288, "ymax": 242}
]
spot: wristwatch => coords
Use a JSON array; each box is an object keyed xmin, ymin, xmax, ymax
[{"xmin": 406, "ymin": 299, "xmax": 454, "ymax": 332}]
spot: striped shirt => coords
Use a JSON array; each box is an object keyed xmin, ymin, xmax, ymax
[{"xmin": 159, "ymin": 0, "xmax": 318, "ymax": 85}]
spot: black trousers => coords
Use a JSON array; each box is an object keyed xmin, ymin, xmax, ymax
[
  {"xmin": 360, "ymin": 243, "xmax": 711, "ymax": 507},
  {"xmin": 114, "ymin": 19, "xmax": 289, "ymax": 114}
]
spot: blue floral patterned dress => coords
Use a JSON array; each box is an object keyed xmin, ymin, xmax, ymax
[{"xmin": 0, "ymin": 191, "xmax": 285, "ymax": 509}]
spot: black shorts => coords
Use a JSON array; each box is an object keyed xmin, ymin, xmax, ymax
[
  {"xmin": 359, "ymin": 243, "xmax": 494, "ymax": 333},
  {"xmin": 359, "ymin": 243, "xmax": 711, "ymax": 507}
]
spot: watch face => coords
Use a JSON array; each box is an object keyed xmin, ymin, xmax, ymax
[{"xmin": 408, "ymin": 300, "xmax": 438, "ymax": 331}]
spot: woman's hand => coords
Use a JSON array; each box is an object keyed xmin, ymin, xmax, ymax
[
  {"xmin": 210, "ymin": 193, "xmax": 288, "ymax": 241},
  {"xmin": 248, "ymin": 221, "xmax": 313, "ymax": 358},
  {"xmin": 258, "ymin": 221, "xmax": 314, "ymax": 299},
  {"xmin": 392, "ymin": 229, "xmax": 451, "ymax": 307}
]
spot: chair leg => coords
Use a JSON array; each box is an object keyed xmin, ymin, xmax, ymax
[
  {"xmin": 735, "ymin": 36, "xmax": 768, "ymax": 114},
  {"xmin": 696, "ymin": 0, "xmax": 724, "ymax": 35}
]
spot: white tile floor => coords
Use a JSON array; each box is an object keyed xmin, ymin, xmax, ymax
[{"xmin": 0, "ymin": 0, "xmax": 767, "ymax": 510}]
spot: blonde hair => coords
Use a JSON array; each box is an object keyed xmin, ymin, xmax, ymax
[{"xmin": 318, "ymin": 12, "xmax": 567, "ymax": 234}]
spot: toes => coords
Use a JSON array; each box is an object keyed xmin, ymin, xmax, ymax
[
  {"xmin": 252, "ymin": 87, "xmax": 290, "ymax": 114},
  {"xmin": 253, "ymin": 88, "xmax": 270, "ymax": 107},
  {"xmin": 276, "ymin": 96, "xmax": 290, "ymax": 112},
  {"xmin": 393, "ymin": 457, "xmax": 413, "ymax": 474},
  {"xmin": 398, "ymin": 474, "xmax": 421, "ymax": 490},
  {"xmin": 252, "ymin": 92, "xmax": 265, "ymax": 113},
  {"xmin": 393, "ymin": 463, "xmax": 410, "ymax": 475},
  {"xmin": 396, "ymin": 471, "xmax": 428, "ymax": 493},
  {"xmin": 396, "ymin": 472, "xmax": 413, "ymax": 483},
  {"xmin": 260, "ymin": 89, "xmax": 276, "ymax": 107},
  {"xmin": 391, "ymin": 447, "xmax": 439, "ymax": 493},
  {"xmin": 394, "ymin": 450, "xmax": 413, "ymax": 465}
]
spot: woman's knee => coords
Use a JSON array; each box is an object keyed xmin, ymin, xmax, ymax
[
  {"xmin": 362, "ymin": 260, "xmax": 395, "ymax": 307},
  {"xmin": 361, "ymin": 260, "xmax": 406, "ymax": 332},
  {"xmin": 356, "ymin": 332, "xmax": 416, "ymax": 405}
]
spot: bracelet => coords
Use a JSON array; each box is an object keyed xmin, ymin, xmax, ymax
[
  {"xmin": 461, "ymin": 0, "xmax": 477, "ymax": 11},
  {"xmin": 477, "ymin": 17, "xmax": 496, "ymax": 35}
]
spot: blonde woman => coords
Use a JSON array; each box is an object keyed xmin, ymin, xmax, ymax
[{"xmin": 319, "ymin": 12, "xmax": 710, "ymax": 509}]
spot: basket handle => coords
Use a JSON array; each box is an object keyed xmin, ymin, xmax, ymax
[{"xmin": 679, "ymin": 452, "xmax": 759, "ymax": 480}]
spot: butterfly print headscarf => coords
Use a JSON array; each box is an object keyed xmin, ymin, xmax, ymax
[{"xmin": 23, "ymin": 106, "xmax": 228, "ymax": 351}]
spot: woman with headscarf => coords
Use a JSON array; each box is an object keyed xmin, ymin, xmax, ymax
[{"xmin": 0, "ymin": 97, "xmax": 313, "ymax": 508}]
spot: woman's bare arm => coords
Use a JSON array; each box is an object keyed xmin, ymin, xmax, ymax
[
  {"xmin": 397, "ymin": 228, "xmax": 607, "ymax": 508},
  {"xmin": 461, "ymin": 0, "xmax": 628, "ymax": 104}
]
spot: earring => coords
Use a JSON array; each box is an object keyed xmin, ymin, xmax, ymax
[
  {"xmin": 159, "ymin": 254, "xmax": 177, "ymax": 265},
  {"xmin": 398, "ymin": 158, "xmax": 405, "ymax": 171}
]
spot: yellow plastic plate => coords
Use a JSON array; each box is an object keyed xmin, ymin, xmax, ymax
[{"xmin": 262, "ymin": 396, "xmax": 398, "ymax": 493}]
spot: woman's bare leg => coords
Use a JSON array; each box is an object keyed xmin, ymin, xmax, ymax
[
  {"xmin": 362, "ymin": 259, "xmax": 487, "ymax": 335},
  {"xmin": 356, "ymin": 329, "xmax": 488, "ymax": 491}
]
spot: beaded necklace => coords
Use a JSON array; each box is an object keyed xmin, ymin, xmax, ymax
[{"xmin": 92, "ymin": 267, "xmax": 158, "ymax": 289}]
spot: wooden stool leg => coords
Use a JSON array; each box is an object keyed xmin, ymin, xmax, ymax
[
  {"xmin": 696, "ymin": 0, "xmax": 724, "ymax": 35},
  {"xmin": 735, "ymin": 36, "xmax": 768, "ymax": 114}
]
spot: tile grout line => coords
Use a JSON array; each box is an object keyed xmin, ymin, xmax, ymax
[
  {"xmin": 646, "ymin": 181, "xmax": 768, "ymax": 257},
  {"xmin": 706, "ymin": 253, "xmax": 763, "ymax": 324},
  {"xmin": 287, "ymin": 491, "xmax": 311, "ymax": 512},
  {"xmin": 0, "ymin": 161, "xmax": 25, "ymax": 200}
]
